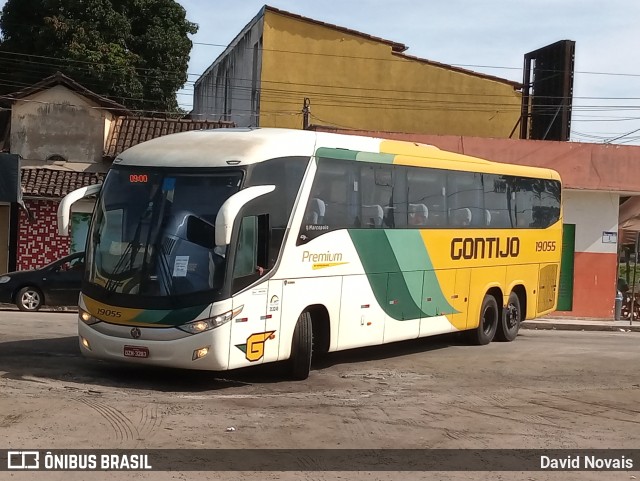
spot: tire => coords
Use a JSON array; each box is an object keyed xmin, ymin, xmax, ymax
[
  {"xmin": 495, "ymin": 291, "xmax": 521, "ymax": 342},
  {"xmin": 621, "ymin": 298, "xmax": 631, "ymax": 320},
  {"xmin": 16, "ymin": 286, "xmax": 44, "ymax": 312},
  {"xmin": 289, "ymin": 311, "xmax": 313, "ymax": 380},
  {"xmin": 469, "ymin": 294, "xmax": 499, "ymax": 345},
  {"xmin": 633, "ymin": 301, "xmax": 640, "ymax": 322}
]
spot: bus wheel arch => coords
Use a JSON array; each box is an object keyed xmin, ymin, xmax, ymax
[
  {"xmin": 289, "ymin": 311, "xmax": 312, "ymax": 380},
  {"xmin": 307, "ymin": 304, "xmax": 330, "ymax": 355},
  {"xmin": 496, "ymin": 286, "xmax": 525, "ymax": 342},
  {"xmin": 288, "ymin": 304, "xmax": 330, "ymax": 380},
  {"xmin": 469, "ymin": 287, "xmax": 502, "ymax": 345}
]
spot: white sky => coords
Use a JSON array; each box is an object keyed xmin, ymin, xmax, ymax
[
  {"xmin": 178, "ymin": 0, "xmax": 640, "ymax": 145},
  {"xmin": 2, "ymin": 0, "xmax": 640, "ymax": 144}
]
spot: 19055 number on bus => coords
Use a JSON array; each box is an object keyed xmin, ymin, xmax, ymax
[{"xmin": 535, "ymin": 241, "xmax": 556, "ymax": 252}]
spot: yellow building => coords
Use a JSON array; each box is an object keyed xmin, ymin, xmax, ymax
[{"xmin": 193, "ymin": 6, "xmax": 522, "ymax": 137}]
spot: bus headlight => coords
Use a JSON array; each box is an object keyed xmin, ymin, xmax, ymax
[
  {"xmin": 80, "ymin": 336, "xmax": 92, "ymax": 350},
  {"xmin": 177, "ymin": 306, "xmax": 243, "ymax": 334},
  {"xmin": 79, "ymin": 308, "xmax": 100, "ymax": 325}
]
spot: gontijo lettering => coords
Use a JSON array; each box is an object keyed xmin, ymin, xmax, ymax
[{"xmin": 451, "ymin": 237, "xmax": 520, "ymax": 260}]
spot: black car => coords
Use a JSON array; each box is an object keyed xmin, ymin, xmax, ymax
[{"xmin": 0, "ymin": 252, "xmax": 84, "ymax": 311}]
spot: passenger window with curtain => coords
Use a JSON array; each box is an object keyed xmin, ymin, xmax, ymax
[
  {"xmin": 514, "ymin": 178, "xmax": 561, "ymax": 228},
  {"xmin": 482, "ymin": 174, "xmax": 513, "ymax": 228},
  {"xmin": 447, "ymin": 171, "xmax": 484, "ymax": 227},
  {"xmin": 407, "ymin": 167, "xmax": 446, "ymax": 227},
  {"xmin": 360, "ymin": 164, "xmax": 393, "ymax": 228}
]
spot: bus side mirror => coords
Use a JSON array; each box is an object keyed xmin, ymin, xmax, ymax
[
  {"xmin": 57, "ymin": 184, "xmax": 102, "ymax": 236},
  {"xmin": 215, "ymin": 185, "xmax": 275, "ymax": 246}
]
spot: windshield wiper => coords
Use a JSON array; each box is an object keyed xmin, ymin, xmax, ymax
[
  {"xmin": 104, "ymin": 240, "xmax": 137, "ymax": 293},
  {"xmin": 104, "ymin": 202, "xmax": 154, "ymax": 293}
]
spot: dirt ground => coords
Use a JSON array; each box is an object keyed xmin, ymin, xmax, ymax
[{"xmin": 0, "ymin": 311, "xmax": 639, "ymax": 481}]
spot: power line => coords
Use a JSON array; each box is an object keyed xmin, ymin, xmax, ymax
[
  {"xmin": 2, "ymin": 47, "xmax": 640, "ymax": 121},
  {"xmin": 190, "ymin": 41, "xmax": 640, "ymax": 79},
  {"xmin": 603, "ymin": 126, "xmax": 640, "ymax": 144},
  {"xmin": 2, "ymin": 82, "xmax": 639, "ymax": 144},
  {"xmin": 2, "ymin": 15, "xmax": 639, "ymax": 79},
  {"xmin": 2, "ymin": 47, "xmax": 640, "ymax": 143}
]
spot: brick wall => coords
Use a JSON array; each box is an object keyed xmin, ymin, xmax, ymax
[{"xmin": 18, "ymin": 199, "xmax": 70, "ymax": 270}]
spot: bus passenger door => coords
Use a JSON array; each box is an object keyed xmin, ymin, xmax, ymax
[
  {"xmin": 264, "ymin": 280, "xmax": 284, "ymax": 363},
  {"xmin": 229, "ymin": 285, "xmax": 269, "ymax": 368},
  {"xmin": 228, "ymin": 216, "xmax": 270, "ymax": 368}
]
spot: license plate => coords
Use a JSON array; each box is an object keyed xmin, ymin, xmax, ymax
[{"xmin": 123, "ymin": 345, "xmax": 149, "ymax": 358}]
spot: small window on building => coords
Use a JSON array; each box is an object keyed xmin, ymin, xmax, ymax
[{"xmin": 47, "ymin": 154, "xmax": 67, "ymax": 164}]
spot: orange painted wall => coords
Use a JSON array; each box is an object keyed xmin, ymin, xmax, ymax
[
  {"xmin": 312, "ymin": 127, "xmax": 640, "ymax": 193},
  {"xmin": 554, "ymin": 252, "xmax": 617, "ymax": 319}
]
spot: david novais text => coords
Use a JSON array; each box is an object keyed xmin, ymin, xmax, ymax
[{"xmin": 540, "ymin": 455, "xmax": 633, "ymax": 470}]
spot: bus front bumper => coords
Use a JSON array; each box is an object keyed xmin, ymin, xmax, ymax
[{"xmin": 78, "ymin": 321, "xmax": 231, "ymax": 371}]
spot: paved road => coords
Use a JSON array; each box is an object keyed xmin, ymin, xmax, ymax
[{"xmin": 0, "ymin": 311, "xmax": 638, "ymax": 481}]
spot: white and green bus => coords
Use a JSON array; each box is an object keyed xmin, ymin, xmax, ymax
[{"xmin": 58, "ymin": 128, "xmax": 562, "ymax": 380}]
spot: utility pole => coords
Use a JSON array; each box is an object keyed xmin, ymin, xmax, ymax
[{"xmin": 302, "ymin": 98, "xmax": 310, "ymax": 130}]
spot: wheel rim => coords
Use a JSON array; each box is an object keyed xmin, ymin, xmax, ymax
[
  {"xmin": 506, "ymin": 302, "xmax": 519, "ymax": 330},
  {"xmin": 482, "ymin": 304, "xmax": 497, "ymax": 335},
  {"xmin": 21, "ymin": 291, "xmax": 40, "ymax": 310}
]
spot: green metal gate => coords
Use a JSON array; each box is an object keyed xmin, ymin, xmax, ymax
[{"xmin": 557, "ymin": 224, "xmax": 576, "ymax": 311}]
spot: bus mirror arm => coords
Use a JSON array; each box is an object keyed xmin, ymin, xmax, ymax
[
  {"xmin": 215, "ymin": 185, "xmax": 275, "ymax": 246},
  {"xmin": 57, "ymin": 184, "xmax": 103, "ymax": 236}
]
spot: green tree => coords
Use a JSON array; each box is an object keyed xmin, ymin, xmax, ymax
[{"xmin": 0, "ymin": 0, "xmax": 197, "ymax": 113}]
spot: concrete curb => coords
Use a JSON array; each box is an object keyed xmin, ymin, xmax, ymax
[{"xmin": 522, "ymin": 321, "xmax": 640, "ymax": 332}]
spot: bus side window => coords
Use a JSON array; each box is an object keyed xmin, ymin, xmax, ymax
[
  {"xmin": 407, "ymin": 166, "xmax": 445, "ymax": 228},
  {"xmin": 233, "ymin": 216, "xmax": 258, "ymax": 279},
  {"xmin": 232, "ymin": 214, "xmax": 269, "ymax": 292}
]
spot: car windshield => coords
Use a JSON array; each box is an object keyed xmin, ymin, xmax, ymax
[{"xmin": 87, "ymin": 168, "xmax": 242, "ymax": 298}]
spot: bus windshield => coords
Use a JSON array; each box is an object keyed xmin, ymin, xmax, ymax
[{"xmin": 87, "ymin": 168, "xmax": 243, "ymax": 298}]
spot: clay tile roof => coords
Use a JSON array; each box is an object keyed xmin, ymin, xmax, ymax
[
  {"xmin": 104, "ymin": 116, "xmax": 235, "ymax": 160},
  {"xmin": 3, "ymin": 72, "xmax": 131, "ymax": 116},
  {"xmin": 21, "ymin": 168, "xmax": 105, "ymax": 198}
]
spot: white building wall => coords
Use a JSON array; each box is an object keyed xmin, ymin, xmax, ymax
[
  {"xmin": 193, "ymin": 16, "xmax": 264, "ymax": 127},
  {"xmin": 563, "ymin": 190, "xmax": 619, "ymax": 254},
  {"xmin": 10, "ymin": 85, "xmax": 113, "ymax": 165}
]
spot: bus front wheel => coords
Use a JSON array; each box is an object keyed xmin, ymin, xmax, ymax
[
  {"xmin": 470, "ymin": 294, "xmax": 499, "ymax": 345},
  {"xmin": 289, "ymin": 311, "xmax": 313, "ymax": 380},
  {"xmin": 495, "ymin": 291, "xmax": 521, "ymax": 342}
]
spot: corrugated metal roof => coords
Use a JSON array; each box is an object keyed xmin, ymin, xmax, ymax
[{"xmin": 104, "ymin": 116, "xmax": 235, "ymax": 159}]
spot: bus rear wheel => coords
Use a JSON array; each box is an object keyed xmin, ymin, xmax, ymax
[
  {"xmin": 289, "ymin": 311, "xmax": 313, "ymax": 380},
  {"xmin": 470, "ymin": 294, "xmax": 499, "ymax": 345},
  {"xmin": 495, "ymin": 291, "xmax": 521, "ymax": 342}
]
